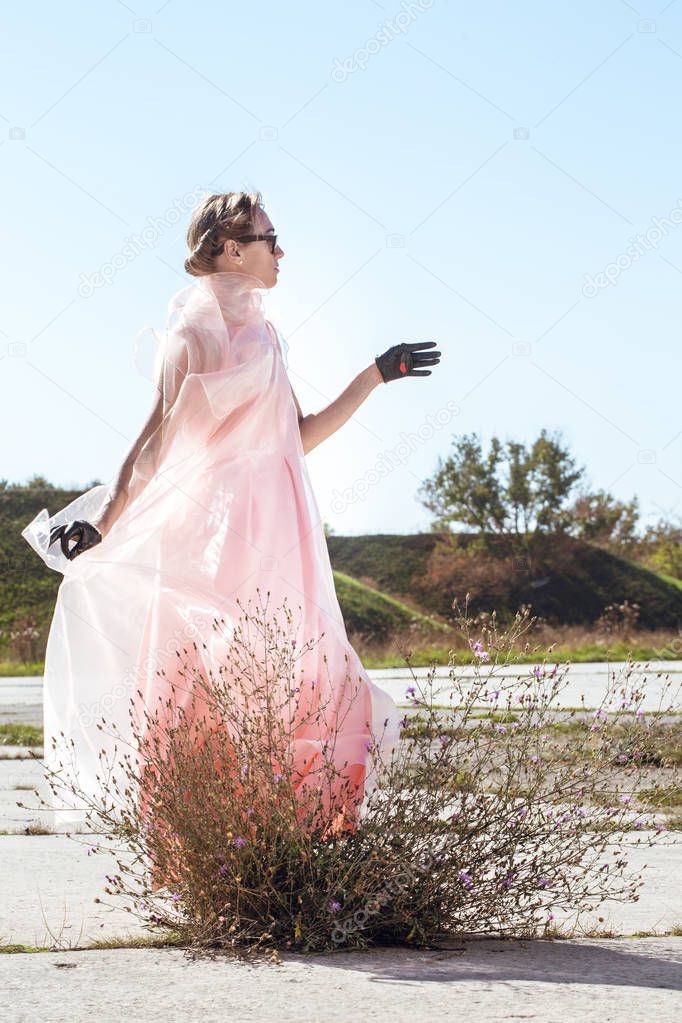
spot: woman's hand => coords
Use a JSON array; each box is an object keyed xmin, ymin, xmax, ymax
[
  {"xmin": 49, "ymin": 520, "xmax": 103, "ymax": 561},
  {"xmin": 374, "ymin": 341, "xmax": 441, "ymax": 382}
]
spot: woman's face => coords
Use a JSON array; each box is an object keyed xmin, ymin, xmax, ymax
[{"xmin": 216, "ymin": 208, "xmax": 284, "ymax": 288}]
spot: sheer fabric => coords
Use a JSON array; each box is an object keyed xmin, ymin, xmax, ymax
[{"xmin": 22, "ymin": 271, "xmax": 401, "ymax": 830}]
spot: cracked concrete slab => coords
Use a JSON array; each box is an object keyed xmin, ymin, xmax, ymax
[
  {"xmin": 0, "ymin": 755, "xmax": 92, "ymax": 834},
  {"xmin": 1, "ymin": 938, "xmax": 681, "ymax": 1022},
  {"xmin": 0, "ymin": 835, "xmax": 147, "ymax": 948}
]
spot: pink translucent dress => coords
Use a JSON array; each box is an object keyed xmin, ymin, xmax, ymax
[{"xmin": 22, "ymin": 271, "xmax": 402, "ymax": 832}]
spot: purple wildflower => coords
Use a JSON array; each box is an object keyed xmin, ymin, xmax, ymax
[
  {"xmin": 457, "ymin": 870, "xmax": 474, "ymax": 890},
  {"xmin": 470, "ymin": 640, "xmax": 490, "ymax": 662},
  {"xmin": 329, "ymin": 900, "xmax": 341, "ymax": 913},
  {"xmin": 233, "ymin": 836, "xmax": 247, "ymax": 848}
]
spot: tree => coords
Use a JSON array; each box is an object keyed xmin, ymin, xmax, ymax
[
  {"xmin": 528, "ymin": 430, "xmax": 585, "ymax": 532},
  {"xmin": 16, "ymin": 474, "xmax": 57, "ymax": 490},
  {"xmin": 640, "ymin": 516, "xmax": 682, "ymax": 579},
  {"xmin": 566, "ymin": 489, "xmax": 640, "ymax": 552},
  {"xmin": 418, "ymin": 434, "xmax": 507, "ymax": 536},
  {"xmin": 418, "ymin": 428, "xmax": 585, "ymax": 540}
]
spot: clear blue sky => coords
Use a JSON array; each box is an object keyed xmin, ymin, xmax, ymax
[{"xmin": 3, "ymin": 0, "xmax": 681, "ymax": 535}]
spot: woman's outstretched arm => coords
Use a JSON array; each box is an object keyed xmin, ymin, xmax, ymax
[
  {"xmin": 290, "ymin": 340, "xmax": 442, "ymax": 454},
  {"xmin": 291, "ymin": 362, "xmax": 383, "ymax": 455}
]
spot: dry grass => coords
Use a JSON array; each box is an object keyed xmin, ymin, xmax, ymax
[{"xmin": 353, "ymin": 619, "xmax": 682, "ymax": 669}]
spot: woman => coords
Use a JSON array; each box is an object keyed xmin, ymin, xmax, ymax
[{"xmin": 22, "ymin": 191, "xmax": 442, "ymax": 831}]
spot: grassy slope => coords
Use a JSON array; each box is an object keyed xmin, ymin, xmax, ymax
[
  {"xmin": 1, "ymin": 488, "xmax": 443, "ymax": 662},
  {"xmin": 1, "ymin": 487, "xmax": 86, "ymax": 643},
  {"xmin": 326, "ymin": 533, "xmax": 682, "ymax": 630},
  {"xmin": 4, "ymin": 488, "xmax": 682, "ymax": 667},
  {"xmin": 332, "ymin": 570, "xmax": 448, "ymax": 639}
]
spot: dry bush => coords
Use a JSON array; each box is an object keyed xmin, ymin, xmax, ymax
[
  {"xmin": 25, "ymin": 592, "xmax": 680, "ymax": 960},
  {"xmin": 595, "ymin": 600, "xmax": 641, "ymax": 640},
  {"xmin": 422, "ymin": 539, "xmax": 514, "ymax": 615},
  {"xmin": 0, "ymin": 612, "xmax": 42, "ymax": 662}
]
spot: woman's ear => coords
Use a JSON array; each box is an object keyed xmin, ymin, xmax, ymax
[{"xmin": 223, "ymin": 238, "xmax": 240, "ymax": 261}]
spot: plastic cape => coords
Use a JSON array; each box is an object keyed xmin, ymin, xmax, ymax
[{"xmin": 21, "ymin": 271, "xmax": 401, "ymax": 832}]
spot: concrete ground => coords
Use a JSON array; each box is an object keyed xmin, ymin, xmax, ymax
[
  {"xmin": 2, "ymin": 743, "xmax": 681, "ymax": 1021},
  {"xmin": 2, "ymin": 938, "xmax": 681, "ymax": 1022}
]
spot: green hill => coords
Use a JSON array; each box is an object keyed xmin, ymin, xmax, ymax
[
  {"xmin": 332, "ymin": 570, "xmax": 448, "ymax": 641},
  {"xmin": 325, "ymin": 532, "xmax": 682, "ymax": 630},
  {"xmin": 4, "ymin": 486, "xmax": 682, "ymax": 664},
  {"xmin": 0, "ymin": 486, "xmax": 444, "ymax": 660},
  {"xmin": 1, "ymin": 485, "xmax": 87, "ymax": 657}
]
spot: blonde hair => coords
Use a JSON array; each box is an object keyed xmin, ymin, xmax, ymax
[{"xmin": 184, "ymin": 191, "xmax": 265, "ymax": 277}]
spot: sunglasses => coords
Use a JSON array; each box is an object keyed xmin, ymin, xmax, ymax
[{"xmin": 236, "ymin": 233, "xmax": 278, "ymax": 254}]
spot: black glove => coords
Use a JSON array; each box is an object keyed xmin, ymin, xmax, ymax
[
  {"xmin": 375, "ymin": 341, "xmax": 441, "ymax": 383},
  {"xmin": 49, "ymin": 520, "xmax": 102, "ymax": 561}
]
